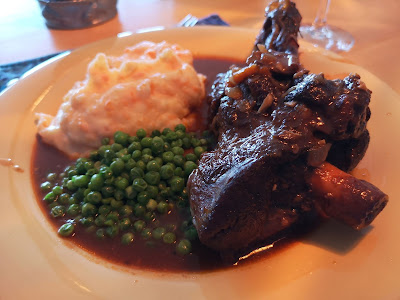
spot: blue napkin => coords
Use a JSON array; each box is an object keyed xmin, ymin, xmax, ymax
[{"xmin": 0, "ymin": 15, "xmax": 229, "ymax": 92}]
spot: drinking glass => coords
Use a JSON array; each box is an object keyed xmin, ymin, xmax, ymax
[{"xmin": 300, "ymin": 0, "xmax": 354, "ymax": 52}]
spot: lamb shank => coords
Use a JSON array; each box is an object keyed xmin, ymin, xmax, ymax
[{"xmin": 188, "ymin": 0, "xmax": 388, "ymax": 254}]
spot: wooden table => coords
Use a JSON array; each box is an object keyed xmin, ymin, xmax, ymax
[{"xmin": 1, "ymin": 0, "xmax": 399, "ymax": 93}]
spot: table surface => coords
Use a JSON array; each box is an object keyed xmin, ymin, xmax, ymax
[{"xmin": 1, "ymin": 0, "xmax": 399, "ymax": 93}]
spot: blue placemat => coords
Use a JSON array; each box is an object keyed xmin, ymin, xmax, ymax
[{"xmin": 0, "ymin": 15, "xmax": 228, "ymax": 92}]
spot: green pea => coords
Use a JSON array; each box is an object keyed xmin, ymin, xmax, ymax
[
  {"xmin": 40, "ymin": 181, "xmax": 52, "ymax": 192},
  {"xmin": 184, "ymin": 226, "xmax": 198, "ymax": 241},
  {"xmin": 191, "ymin": 138, "xmax": 201, "ymax": 148},
  {"xmin": 182, "ymin": 137, "xmax": 192, "ymax": 149},
  {"xmin": 184, "ymin": 161, "xmax": 198, "ymax": 177},
  {"xmin": 67, "ymin": 204, "xmax": 80, "ymax": 216},
  {"xmin": 174, "ymin": 124, "xmax": 186, "ymax": 132},
  {"xmin": 110, "ymin": 158, "xmax": 124, "ymax": 175},
  {"xmin": 119, "ymin": 205, "xmax": 133, "ymax": 217},
  {"xmin": 114, "ymin": 131, "xmax": 129, "ymax": 146},
  {"xmin": 86, "ymin": 169, "xmax": 96, "ymax": 177},
  {"xmin": 174, "ymin": 167, "xmax": 184, "ymax": 177},
  {"xmin": 146, "ymin": 160, "xmax": 161, "ymax": 172},
  {"xmin": 114, "ymin": 176, "xmax": 129, "ymax": 190},
  {"xmin": 169, "ymin": 176, "xmax": 185, "ymax": 193},
  {"xmin": 100, "ymin": 197, "xmax": 111, "ymax": 205},
  {"xmin": 172, "ymin": 146, "xmax": 184, "ymax": 156},
  {"xmin": 133, "ymin": 220, "xmax": 146, "ymax": 232},
  {"xmin": 136, "ymin": 160, "xmax": 146, "ymax": 170},
  {"xmin": 104, "ymin": 149, "xmax": 116, "ymax": 161},
  {"xmin": 136, "ymin": 128, "xmax": 147, "ymax": 139},
  {"xmin": 80, "ymin": 217, "xmax": 94, "ymax": 227},
  {"xmin": 166, "ymin": 131, "xmax": 178, "ymax": 142},
  {"xmin": 111, "ymin": 198, "xmax": 124, "ymax": 209},
  {"xmin": 96, "ymin": 228, "xmax": 105, "ymax": 239},
  {"xmin": 101, "ymin": 186, "xmax": 115, "ymax": 198},
  {"xmin": 146, "ymin": 185, "xmax": 158, "ymax": 198},
  {"xmin": 72, "ymin": 175, "xmax": 90, "ymax": 188},
  {"xmin": 67, "ymin": 169, "xmax": 78, "ymax": 179},
  {"xmin": 82, "ymin": 203, "xmax": 97, "ymax": 216},
  {"xmin": 160, "ymin": 164, "xmax": 174, "ymax": 180},
  {"xmin": 125, "ymin": 186, "xmax": 137, "ymax": 200},
  {"xmin": 104, "ymin": 177, "xmax": 115, "ymax": 186},
  {"xmin": 160, "ymin": 187, "xmax": 172, "ymax": 199},
  {"xmin": 119, "ymin": 218, "xmax": 132, "ymax": 231},
  {"xmin": 86, "ymin": 191, "xmax": 102, "ymax": 204},
  {"xmin": 171, "ymin": 140, "xmax": 183, "ymax": 148},
  {"xmin": 105, "ymin": 225, "xmax": 119, "ymax": 238},
  {"xmin": 185, "ymin": 153, "xmax": 197, "ymax": 162},
  {"xmin": 130, "ymin": 166, "xmax": 144, "ymax": 179},
  {"xmin": 50, "ymin": 205, "xmax": 65, "ymax": 218},
  {"xmin": 90, "ymin": 174, "xmax": 104, "ymax": 191},
  {"xmin": 157, "ymin": 201, "xmax": 168, "ymax": 214},
  {"xmin": 121, "ymin": 232, "xmax": 134, "ymax": 245},
  {"xmin": 141, "ymin": 228, "xmax": 152, "ymax": 239},
  {"xmin": 99, "ymin": 166, "xmax": 113, "ymax": 179},
  {"xmin": 58, "ymin": 193, "xmax": 70, "ymax": 205},
  {"xmin": 98, "ymin": 204, "xmax": 111, "ymax": 215},
  {"xmin": 132, "ymin": 178, "xmax": 147, "ymax": 192},
  {"xmin": 43, "ymin": 191, "xmax": 57, "ymax": 204},
  {"xmin": 143, "ymin": 211, "xmax": 155, "ymax": 221},
  {"xmin": 124, "ymin": 158, "xmax": 136, "ymax": 171},
  {"xmin": 47, "ymin": 172, "xmax": 57, "ymax": 182},
  {"xmin": 162, "ymin": 151, "xmax": 174, "ymax": 163},
  {"xmin": 144, "ymin": 171, "xmax": 160, "ymax": 185},
  {"xmin": 104, "ymin": 219, "xmax": 115, "ymax": 227},
  {"xmin": 162, "ymin": 128, "xmax": 172, "ymax": 136},
  {"xmin": 51, "ymin": 185, "xmax": 62, "ymax": 196},
  {"xmin": 141, "ymin": 154, "xmax": 153, "ymax": 164},
  {"xmin": 140, "ymin": 137, "xmax": 153, "ymax": 148},
  {"xmin": 66, "ymin": 180, "xmax": 77, "ymax": 191},
  {"xmin": 194, "ymin": 146, "xmax": 205, "ymax": 157},
  {"xmin": 111, "ymin": 144, "xmax": 124, "ymax": 154},
  {"xmin": 151, "ymin": 136, "xmax": 164, "ymax": 154},
  {"xmin": 173, "ymin": 155, "xmax": 184, "ymax": 167},
  {"xmin": 58, "ymin": 223, "xmax": 74, "ymax": 237},
  {"xmin": 129, "ymin": 136, "xmax": 139, "ymax": 143},
  {"xmin": 152, "ymin": 227, "xmax": 166, "ymax": 240},
  {"xmin": 131, "ymin": 150, "xmax": 142, "ymax": 161},
  {"xmin": 95, "ymin": 214, "xmax": 106, "ymax": 226},
  {"xmin": 146, "ymin": 199, "xmax": 157, "ymax": 211},
  {"xmin": 163, "ymin": 232, "xmax": 176, "ymax": 244},
  {"xmin": 134, "ymin": 204, "xmax": 146, "ymax": 217},
  {"xmin": 68, "ymin": 194, "xmax": 79, "ymax": 205},
  {"xmin": 176, "ymin": 239, "xmax": 192, "ymax": 255},
  {"xmin": 115, "ymin": 189, "xmax": 125, "ymax": 201},
  {"xmin": 137, "ymin": 191, "xmax": 150, "ymax": 205},
  {"xmin": 107, "ymin": 211, "xmax": 120, "ymax": 222}
]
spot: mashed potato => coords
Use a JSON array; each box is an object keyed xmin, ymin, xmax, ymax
[{"xmin": 36, "ymin": 41, "xmax": 206, "ymax": 158}]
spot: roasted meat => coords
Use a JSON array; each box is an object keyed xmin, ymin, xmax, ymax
[{"xmin": 188, "ymin": 0, "xmax": 388, "ymax": 254}]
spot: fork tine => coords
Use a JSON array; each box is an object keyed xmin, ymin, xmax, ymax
[
  {"xmin": 177, "ymin": 14, "xmax": 193, "ymax": 27},
  {"xmin": 177, "ymin": 14, "xmax": 198, "ymax": 27}
]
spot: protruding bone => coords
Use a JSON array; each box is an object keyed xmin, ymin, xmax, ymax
[{"xmin": 309, "ymin": 163, "xmax": 388, "ymax": 230}]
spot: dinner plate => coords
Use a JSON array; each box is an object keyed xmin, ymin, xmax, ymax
[{"xmin": 1, "ymin": 26, "xmax": 399, "ymax": 300}]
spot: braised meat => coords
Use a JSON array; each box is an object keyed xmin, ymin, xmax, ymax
[{"xmin": 188, "ymin": 0, "xmax": 388, "ymax": 254}]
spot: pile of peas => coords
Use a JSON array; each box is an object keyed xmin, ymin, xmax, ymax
[{"xmin": 40, "ymin": 124, "xmax": 210, "ymax": 256}]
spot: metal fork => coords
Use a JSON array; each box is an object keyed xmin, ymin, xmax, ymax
[{"xmin": 177, "ymin": 14, "xmax": 198, "ymax": 27}]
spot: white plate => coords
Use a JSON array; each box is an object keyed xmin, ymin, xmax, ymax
[{"xmin": 1, "ymin": 26, "xmax": 399, "ymax": 300}]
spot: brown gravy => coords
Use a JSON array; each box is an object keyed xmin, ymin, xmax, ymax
[{"xmin": 31, "ymin": 57, "xmax": 302, "ymax": 273}]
